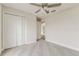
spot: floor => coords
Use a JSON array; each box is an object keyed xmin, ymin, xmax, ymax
[{"xmin": 1, "ymin": 40, "xmax": 79, "ymax": 56}]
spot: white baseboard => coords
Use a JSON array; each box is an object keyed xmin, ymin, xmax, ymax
[
  {"xmin": 46, "ymin": 39, "xmax": 79, "ymax": 52},
  {"xmin": 0, "ymin": 51, "xmax": 1, "ymax": 55},
  {"xmin": 0, "ymin": 48, "xmax": 4, "ymax": 55}
]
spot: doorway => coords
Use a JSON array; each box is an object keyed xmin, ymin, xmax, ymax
[{"xmin": 37, "ymin": 17, "xmax": 45, "ymax": 41}]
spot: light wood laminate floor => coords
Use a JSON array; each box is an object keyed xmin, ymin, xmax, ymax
[{"xmin": 1, "ymin": 40, "xmax": 79, "ymax": 56}]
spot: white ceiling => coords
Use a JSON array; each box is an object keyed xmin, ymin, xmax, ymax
[{"xmin": 2, "ymin": 3, "xmax": 79, "ymax": 18}]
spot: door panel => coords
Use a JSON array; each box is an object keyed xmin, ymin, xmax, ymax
[
  {"xmin": 16, "ymin": 16, "xmax": 23, "ymax": 46},
  {"xmin": 3, "ymin": 13, "xmax": 17, "ymax": 49}
]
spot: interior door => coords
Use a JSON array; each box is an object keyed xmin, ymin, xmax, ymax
[
  {"xmin": 16, "ymin": 16, "xmax": 23, "ymax": 46},
  {"xmin": 3, "ymin": 13, "xmax": 17, "ymax": 49},
  {"xmin": 3, "ymin": 13, "xmax": 24, "ymax": 49}
]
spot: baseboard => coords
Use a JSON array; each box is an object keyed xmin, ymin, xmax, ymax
[
  {"xmin": 0, "ymin": 48, "xmax": 4, "ymax": 55},
  {"xmin": 46, "ymin": 39, "xmax": 79, "ymax": 52},
  {"xmin": 0, "ymin": 51, "xmax": 1, "ymax": 55}
]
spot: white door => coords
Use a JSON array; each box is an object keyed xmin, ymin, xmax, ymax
[
  {"xmin": 3, "ymin": 13, "xmax": 24, "ymax": 49},
  {"xmin": 16, "ymin": 16, "xmax": 23, "ymax": 46},
  {"xmin": 3, "ymin": 13, "xmax": 17, "ymax": 49}
]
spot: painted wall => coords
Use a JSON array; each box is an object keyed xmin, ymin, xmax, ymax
[
  {"xmin": 45, "ymin": 6, "xmax": 79, "ymax": 51},
  {"xmin": 0, "ymin": 4, "xmax": 2, "ymax": 54},
  {"xmin": 26, "ymin": 14, "xmax": 37, "ymax": 44}
]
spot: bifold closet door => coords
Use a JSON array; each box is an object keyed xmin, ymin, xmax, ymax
[
  {"xmin": 3, "ymin": 13, "xmax": 23, "ymax": 49},
  {"xmin": 3, "ymin": 13, "xmax": 17, "ymax": 49},
  {"xmin": 16, "ymin": 16, "xmax": 23, "ymax": 46}
]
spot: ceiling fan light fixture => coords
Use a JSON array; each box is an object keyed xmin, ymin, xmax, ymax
[{"xmin": 30, "ymin": 3, "xmax": 61, "ymax": 14}]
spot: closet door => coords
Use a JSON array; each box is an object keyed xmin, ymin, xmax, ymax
[
  {"xmin": 3, "ymin": 13, "xmax": 17, "ymax": 49},
  {"xmin": 16, "ymin": 16, "xmax": 23, "ymax": 46},
  {"xmin": 3, "ymin": 13, "xmax": 24, "ymax": 49}
]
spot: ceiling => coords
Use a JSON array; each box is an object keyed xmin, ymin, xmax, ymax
[{"xmin": 2, "ymin": 3, "xmax": 79, "ymax": 19}]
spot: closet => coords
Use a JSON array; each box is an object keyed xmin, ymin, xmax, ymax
[
  {"xmin": 2, "ymin": 6, "xmax": 37, "ymax": 50},
  {"xmin": 3, "ymin": 13, "xmax": 24, "ymax": 49},
  {"xmin": 2, "ymin": 7, "xmax": 26, "ymax": 49}
]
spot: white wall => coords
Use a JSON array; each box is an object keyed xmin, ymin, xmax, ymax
[
  {"xmin": 26, "ymin": 14, "xmax": 37, "ymax": 44},
  {"xmin": 45, "ymin": 6, "xmax": 79, "ymax": 51},
  {"xmin": 0, "ymin": 4, "xmax": 2, "ymax": 54}
]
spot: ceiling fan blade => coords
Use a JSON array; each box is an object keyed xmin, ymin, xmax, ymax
[
  {"xmin": 51, "ymin": 10, "xmax": 56, "ymax": 12},
  {"xmin": 35, "ymin": 9, "xmax": 41, "ymax": 13},
  {"xmin": 30, "ymin": 3, "xmax": 42, "ymax": 7},
  {"xmin": 47, "ymin": 3, "xmax": 61, "ymax": 8}
]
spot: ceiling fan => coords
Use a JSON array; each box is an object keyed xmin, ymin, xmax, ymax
[{"xmin": 30, "ymin": 3, "xmax": 61, "ymax": 14}]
